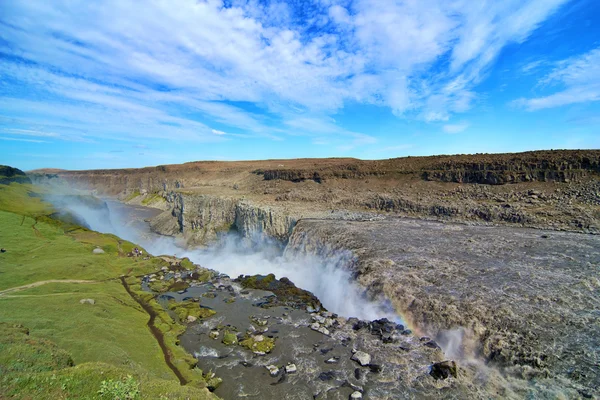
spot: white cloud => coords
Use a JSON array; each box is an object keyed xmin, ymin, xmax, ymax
[
  {"xmin": 513, "ymin": 47, "xmax": 600, "ymax": 110},
  {"xmin": 443, "ymin": 121, "xmax": 470, "ymax": 134},
  {"xmin": 0, "ymin": 0, "xmax": 571, "ymax": 144},
  {"xmin": 211, "ymin": 129, "xmax": 226, "ymax": 135},
  {"xmin": 0, "ymin": 137, "xmax": 48, "ymax": 143}
]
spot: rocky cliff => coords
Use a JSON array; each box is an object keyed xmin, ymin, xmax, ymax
[{"xmin": 149, "ymin": 192, "xmax": 298, "ymax": 245}]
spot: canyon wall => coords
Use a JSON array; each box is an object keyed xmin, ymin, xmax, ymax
[{"xmin": 150, "ymin": 192, "xmax": 298, "ymax": 245}]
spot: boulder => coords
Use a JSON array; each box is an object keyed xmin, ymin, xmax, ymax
[
  {"xmin": 351, "ymin": 351, "xmax": 371, "ymax": 366},
  {"xmin": 350, "ymin": 391, "xmax": 363, "ymax": 399},
  {"xmin": 266, "ymin": 365, "xmax": 279, "ymax": 377},
  {"xmin": 187, "ymin": 315, "xmax": 197, "ymax": 323},
  {"xmin": 430, "ymin": 360, "xmax": 457, "ymax": 380},
  {"xmin": 285, "ymin": 363, "xmax": 297, "ymax": 374},
  {"xmin": 92, "ymin": 248, "xmax": 105, "ymax": 254},
  {"xmin": 79, "ymin": 298, "xmax": 95, "ymax": 305}
]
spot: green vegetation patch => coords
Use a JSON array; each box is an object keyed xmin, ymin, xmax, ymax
[
  {"xmin": 0, "ymin": 323, "xmax": 216, "ymax": 399},
  {"xmin": 124, "ymin": 190, "xmax": 141, "ymax": 202},
  {"xmin": 222, "ymin": 331, "xmax": 238, "ymax": 346},
  {"xmin": 141, "ymin": 193, "xmax": 166, "ymax": 206},
  {"xmin": 0, "ymin": 180, "xmax": 219, "ymax": 399},
  {"xmin": 235, "ymin": 273, "xmax": 324, "ymax": 310},
  {"xmin": 168, "ymin": 299, "xmax": 216, "ymax": 322},
  {"xmin": 239, "ymin": 335, "xmax": 275, "ymax": 353}
]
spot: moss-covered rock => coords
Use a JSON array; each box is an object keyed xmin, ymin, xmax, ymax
[
  {"xmin": 167, "ymin": 300, "xmax": 216, "ymax": 322},
  {"xmin": 222, "ymin": 331, "xmax": 238, "ymax": 346},
  {"xmin": 239, "ymin": 335, "xmax": 275, "ymax": 353},
  {"xmin": 234, "ymin": 274, "xmax": 324, "ymax": 311}
]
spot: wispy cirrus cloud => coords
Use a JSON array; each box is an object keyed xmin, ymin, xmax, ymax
[
  {"xmin": 513, "ymin": 47, "xmax": 600, "ymax": 110},
  {"xmin": 0, "ymin": 0, "xmax": 572, "ymax": 150},
  {"xmin": 443, "ymin": 121, "xmax": 470, "ymax": 134}
]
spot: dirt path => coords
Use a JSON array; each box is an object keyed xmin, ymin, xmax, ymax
[{"xmin": 0, "ymin": 280, "xmax": 98, "ymax": 296}]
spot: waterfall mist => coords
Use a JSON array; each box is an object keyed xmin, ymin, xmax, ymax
[{"xmin": 46, "ymin": 192, "xmax": 401, "ymax": 322}]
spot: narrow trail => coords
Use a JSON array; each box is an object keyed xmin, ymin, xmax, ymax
[
  {"xmin": 119, "ymin": 276, "xmax": 188, "ymax": 385},
  {"xmin": 0, "ymin": 280, "xmax": 98, "ymax": 296}
]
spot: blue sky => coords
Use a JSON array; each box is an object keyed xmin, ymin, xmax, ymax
[{"xmin": 1, "ymin": 0, "xmax": 599, "ymax": 170}]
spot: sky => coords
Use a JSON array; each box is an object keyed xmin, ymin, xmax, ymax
[{"xmin": 1, "ymin": 0, "xmax": 599, "ymax": 171}]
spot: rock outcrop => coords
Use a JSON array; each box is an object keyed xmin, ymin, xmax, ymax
[
  {"xmin": 0, "ymin": 165, "xmax": 31, "ymax": 185},
  {"xmin": 149, "ymin": 192, "xmax": 297, "ymax": 245}
]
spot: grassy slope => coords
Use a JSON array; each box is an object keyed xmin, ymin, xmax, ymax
[{"xmin": 0, "ymin": 183, "xmax": 216, "ymax": 399}]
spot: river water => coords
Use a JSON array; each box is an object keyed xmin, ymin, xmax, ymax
[{"xmin": 72, "ymin": 199, "xmax": 400, "ymax": 323}]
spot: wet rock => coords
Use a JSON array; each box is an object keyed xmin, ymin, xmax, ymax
[
  {"xmin": 354, "ymin": 368, "xmax": 365, "ymax": 380},
  {"xmin": 368, "ymin": 364, "xmax": 382, "ymax": 373},
  {"xmin": 382, "ymin": 332, "xmax": 401, "ymax": 344},
  {"xmin": 187, "ymin": 315, "xmax": 197, "ymax": 323},
  {"xmin": 350, "ymin": 391, "xmax": 363, "ymax": 399},
  {"xmin": 430, "ymin": 360, "xmax": 457, "ymax": 380},
  {"xmin": 79, "ymin": 298, "xmax": 95, "ymax": 305},
  {"xmin": 240, "ymin": 335, "xmax": 275, "ymax": 353},
  {"xmin": 318, "ymin": 371, "xmax": 337, "ymax": 381},
  {"xmin": 285, "ymin": 363, "xmax": 297, "ymax": 374},
  {"xmin": 222, "ymin": 331, "xmax": 238, "ymax": 345},
  {"xmin": 423, "ymin": 340, "xmax": 441, "ymax": 350},
  {"xmin": 399, "ymin": 342, "xmax": 412, "ymax": 351},
  {"xmin": 310, "ymin": 323, "xmax": 330, "ymax": 336},
  {"xmin": 351, "ymin": 351, "xmax": 371, "ymax": 366},
  {"xmin": 266, "ymin": 365, "xmax": 280, "ymax": 377}
]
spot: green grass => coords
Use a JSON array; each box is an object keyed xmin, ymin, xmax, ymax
[
  {"xmin": 0, "ymin": 182, "xmax": 52, "ymax": 217},
  {"xmin": 0, "ymin": 282, "xmax": 171, "ymax": 378},
  {"xmin": 0, "ymin": 211, "xmax": 164, "ymax": 291},
  {"xmin": 124, "ymin": 190, "xmax": 141, "ymax": 202},
  {"xmin": 141, "ymin": 193, "xmax": 165, "ymax": 206},
  {"xmin": 0, "ymin": 181, "xmax": 219, "ymax": 399}
]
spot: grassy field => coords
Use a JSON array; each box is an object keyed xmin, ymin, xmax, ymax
[{"xmin": 0, "ymin": 181, "xmax": 217, "ymax": 399}]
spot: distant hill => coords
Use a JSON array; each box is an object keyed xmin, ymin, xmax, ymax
[{"xmin": 0, "ymin": 165, "xmax": 31, "ymax": 185}]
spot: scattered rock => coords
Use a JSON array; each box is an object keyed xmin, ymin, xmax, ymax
[
  {"xmin": 423, "ymin": 340, "xmax": 441, "ymax": 350},
  {"xmin": 79, "ymin": 298, "xmax": 95, "ymax": 305},
  {"xmin": 318, "ymin": 371, "xmax": 337, "ymax": 381},
  {"xmin": 350, "ymin": 391, "xmax": 363, "ymax": 399},
  {"xmin": 351, "ymin": 351, "xmax": 371, "ymax": 366},
  {"xmin": 266, "ymin": 365, "xmax": 280, "ymax": 377},
  {"xmin": 430, "ymin": 360, "xmax": 457, "ymax": 380},
  {"xmin": 222, "ymin": 331, "xmax": 238, "ymax": 345},
  {"xmin": 325, "ymin": 357, "xmax": 340, "ymax": 364},
  {"xmin": 368, "ymin": 364, "xmax": 382, "ymax": 373},
  {"xmin": 187, "ymin": 315, "xmax": 197, "ymax": 323},
  {"xmin": 285, "ymin": 363, "xmax": 297, "ymax": 374}
]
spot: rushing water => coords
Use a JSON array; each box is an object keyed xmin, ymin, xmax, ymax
[{"xmin": 62, "ymin": 198, "xmax": 401, "ymax": 322}]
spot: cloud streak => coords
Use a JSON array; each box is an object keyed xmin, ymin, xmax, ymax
[
  {"xmin": 0, "ymin": 0, "xmax": 572, "ymax": 149},
  {"xmin": 513, "ymin": 47, "xmax": 600, "ymax": 110}
]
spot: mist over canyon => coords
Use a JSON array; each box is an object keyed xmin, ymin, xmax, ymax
[{"xmin": 48, "ymin": 190, "xmax": 401, "ymax": 324}]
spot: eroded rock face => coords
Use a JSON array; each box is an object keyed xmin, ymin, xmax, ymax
[
  {"xmin": 149, "ymin": 193, "xmax": 297, "ymax": 245},
  {"xmin": 286, "ymin": 218, "xmax": 600, "ymax": 395}
]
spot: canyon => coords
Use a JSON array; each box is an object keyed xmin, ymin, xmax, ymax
[{"xmin": 33, "ymin": 150, "xmax": 600, "ymax": 398}]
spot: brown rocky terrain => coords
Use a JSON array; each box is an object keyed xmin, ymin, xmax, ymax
[
  {"xmin": 33, "ymin": 150, "xmax": 600, "ymax": 398},
  {"xmin": 37, "ymin": 150, "xmax": 600, "ymax": 236}
]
